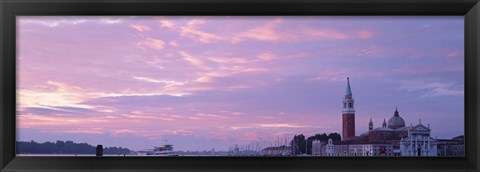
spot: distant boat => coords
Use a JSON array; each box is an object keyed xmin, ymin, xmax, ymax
[{"xmin": 138, "ymin": 144, "xmax": 178, "ymax": 156}]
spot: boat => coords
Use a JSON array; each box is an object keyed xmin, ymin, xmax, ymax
[
  {"xmin": 153, "ymin": 144, "xmax": 178, "ymax": 156},
  {"xmin": 137, "ymin": 144, "xmax": 179, "ymax": 156}
]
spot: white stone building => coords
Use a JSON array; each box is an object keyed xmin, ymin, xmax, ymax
[
  {"xmin": 348, "ymin": 143, "xmax": 393, "ymax": 156},
  {"xmin": 311, "ymin": 140, "xmax": 323, "ymax": 156},
  {"xmin": 326, "ymin": 139, "xmax": 334, "ymax": 156},
  {"xmin": 400, "ymin": 119, "xmax": 437, "ymax": 156}
]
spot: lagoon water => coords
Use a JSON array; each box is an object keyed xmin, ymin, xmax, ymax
[{"xmin": 17, "ymin": 154, "xmax": 130, "ymax": 156}]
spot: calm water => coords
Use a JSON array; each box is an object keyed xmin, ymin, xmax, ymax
[
  {"xmin": 17, "ymin": 154, "xmax": 130, "ymax": 156},
  {"xmin": 16, "ymin": 154, "xmax": 220, "ymax": 156}
]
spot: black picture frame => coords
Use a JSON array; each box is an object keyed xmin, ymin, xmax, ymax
[{"xmin": 1, "ymin": 0, "xmax": 479, "ymax": 171}]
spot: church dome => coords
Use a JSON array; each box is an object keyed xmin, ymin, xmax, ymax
[
  {"xmin": 388, "ymin": 117, "xmax": 405, "ymax": 127},
  {"xmin": 387, "ymin": 107, "xmax": 406, "ymax": 129}
]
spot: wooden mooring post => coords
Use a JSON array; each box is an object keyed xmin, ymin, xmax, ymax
[{"xmin": 96, "ymin": 145, "xmax": 103, "ymax": 156}]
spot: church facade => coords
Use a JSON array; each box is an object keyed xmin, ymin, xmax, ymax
[{"xmin": 399, "ymin": 121, "xmax": 438, "ymax": 156}]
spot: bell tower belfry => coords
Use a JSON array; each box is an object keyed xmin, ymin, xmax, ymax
[{"xmin": 342, "ymin": 77, "xmax": 355, "ymax": 140}]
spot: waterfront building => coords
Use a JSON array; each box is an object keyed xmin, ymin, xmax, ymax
[
  {"xmin": 437, "ymin": 135, "xmax": 465, "ymax": 157},
  {"xmin": 348, "ymin": 143, "xmax": 393, "ymax": 156},
  {"xmin": 399, "ymin": 120, "xmax": 437, "ymax": 156},
  {"xmin": 359, "ymin": 108, "xmax": 410, "ymax": 147},
  {"xmin": 311, "ymin": 140, "xmax": 323, "ymax": 156},
  {"xmin": 436, "ymin": 135, "xmax": 464, "ymax": 157},
  {"xmin": 325, "ymin": 139, "xmax": 334, "ymax": 156},
  {"xmin": 332, "ymin": 142, "xmax": 350, "ymax": 156},
  {"xmin": 319, "ymin": 139, "xmax": 394, "ymax": 156},
  {"xmin": 261, "ymin": 145, "xmax": 291, "ymax": 156}
]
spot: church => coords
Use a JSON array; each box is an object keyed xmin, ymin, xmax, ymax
[{"xmin": 337, "ymin": 77, "xmax": 437, "ymax": 156}]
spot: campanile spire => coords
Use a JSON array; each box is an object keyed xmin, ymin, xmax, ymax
[
  {"xmin": 343, "ymin": 77, "xmax": 355, "ymax": 113},
  {"xmin": 345, "ymin": 77, "xmax": 352, "ymax": 99},
  {"xmin": 342, "ymin": 77, "xmax": 355, "ymax": 140}
]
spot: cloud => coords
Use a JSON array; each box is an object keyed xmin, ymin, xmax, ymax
[
  {"xmin": 397, "ymin": 80, "xmax": 464, "ymax": 97},
  {"xmin": 357, "ymin": 30, "xmax": 374, "ymax": 39},
  {"xmin": 180, "ymin": 19, "xmax": 224, "ymax": 43},
  {"xmin": 394, "ymin": 65, "xmax": 463, "ymax": 74},
  {"xmin": 130, "ymin": 24, "xmax": 151, "ymax": 32},
  {"xmin": 18, "ymin": 114, "xmax": 107, "ymax": 128},
  {"xmin": 286, "ymin": 52, "xmax": 309, "ymax": 59},
  {"xmin": 137, "ymin": 37, "xmax": 166, "ymax": 51},
  {"xmin": 302, "ymin": 28, "xmax": 374, "ymax": 40},
  {"xmin": 308, "ymin": 69, "xmax": 350, "ymax": 82},
  {"xmin": 20, "ymin": 106, "xmax": 96, "ymax": 116},
  {"xmin": 230, "ymin": 123, "xmax": 309, "ymax": 130},
  {"xmin": 356, "ymin": 45, "xmax": 382, "ymax": 57},
  {"xmin": 133, "ymin": 76, "xmax": 187, "ymax": 86},
  {"xmin": 178, "ymin": 51, "xmax": 210, "ymax": 70},
  {"xmin": 159, "ymin": 129, "xmax": 193, "ymax": 135},
  {"xmin": 159, "ymin": 19, "xmax": 175, "ymax": 29},
  {"xmin": 255, "ymin": 123, "xmax": 309, "ymax": 128},
  {"xmin": 196, "ymin": 113, "xmax": 229, "ymax": 119},
  {"xmin": 18, "ymin": 81, "xmax": 96, "ymax": 110},
  {"xmin": 42, "ymin": 129, "xmax": 105, "ymax": 135},
  {"xmin": 98, "ymin": 18, "xmax": 123, "ymax": 24},
  {"xmin": 21, "ymin": 107, "xmax": 74, "ymax": 115},
  {"xmin": 18, "ymin": 81, "xmax": 191, "ymax": 109},
  {"xmin": 231, "ymin": 112, "xmax": 244, "ymax": 115},
  {"xmin": 221, "ymin": 66, "xmax": 269, "ymax": 74},
  {"xmin": 168, "ymin": 41, "xmax": 180, "ymax": 47},
  {"xmin": 207, "ymin": 57, "xmax": 249, "ymax": 64},
  {"xmin": 206, "ymin": 53, "xmax": 276, "ymax": 64},
  {"xmin": 99, "ymin": 91, "xmax": 190, "ymax": 98},
  {"xmin": 110, "ymin": 129, "xmax": 138, "ymax": 137},
  {"xmin": 302, "ymin": 28, "xmax": 351, "ymax": 39},
  {"xmin": 123, "ymin": 114, "xmax": 175, "ymax": 121},
  {"xmin": 187, "ymin": 19, "xmax": 206, "ymax": 26},
  {"xmin": 257, "ymin": 53, "xmax": 276, "ymax": 61},
  {"xmin": 446, "ymin": 50, "xmax": 463, "ymax": 59},
  {"xmin": 20, "ymin": 19, "xmax": 88, "ymax": 27},
  {"xmin": 258, "ymin": 116, "xmax": 275, "ymax": 119},
  {"xmin": 194, "ymin": 76, "xmax": 214, "ymax": 83},
  {"xmin": 232, "ymin": 19, "xmax": 297, "ymax": 43},
  {"xmin": 19, "ymin": 17, "xmax": 123, "ymax": 27}
]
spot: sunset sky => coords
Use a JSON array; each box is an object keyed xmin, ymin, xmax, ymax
[{"xmin": 16, "ymin": 16, "xmax": 464, "ymax": 151}]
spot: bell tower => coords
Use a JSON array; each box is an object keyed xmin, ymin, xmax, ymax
[
  {"xmin": 342, "ymin": 77, "xmax": 355, "ymax": 140},
  {"xmin": 369, "ymin": 118, "xmax": 373, "ymax": 131}
]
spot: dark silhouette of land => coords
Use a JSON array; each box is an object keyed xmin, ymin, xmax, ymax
[{"xmin": 16, "ymin": 140, "xmax": 131, "ymax": 155}]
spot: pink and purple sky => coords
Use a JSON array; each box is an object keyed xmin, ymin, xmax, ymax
[{"xmin": 16, "ymin": 16, "xmax": 464, "ymax": 151}]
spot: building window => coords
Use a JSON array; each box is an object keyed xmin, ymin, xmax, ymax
[
  {"xmin": 349, "ymin": 103, "xmax": 353, "ymax": 108},
  {"xmin": 344, "ymin": 103, "xmax": 346, "ymax": 108}
]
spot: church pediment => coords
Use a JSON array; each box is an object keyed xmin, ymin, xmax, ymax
[{"xmin": 410, "ymin": 124, "xmax": 430, "ymax": 132}]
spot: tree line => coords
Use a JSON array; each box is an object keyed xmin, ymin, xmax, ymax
[
  {"xmin": 16, "ymin": 140, "xmax": 131, "ymax": 155},
  {"xmin": 290, "ymin": 133, "xmax": 341, "ymax": 155}
]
